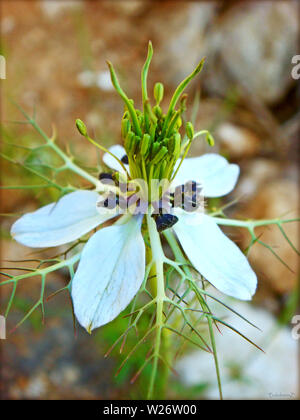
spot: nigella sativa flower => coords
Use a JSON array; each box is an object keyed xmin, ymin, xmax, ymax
[{"xmin": 10, "ymin": 42, "xmax": 256, "ymax": 333}]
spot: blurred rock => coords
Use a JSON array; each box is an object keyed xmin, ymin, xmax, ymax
[
  {"xmin": 157, "ymin": 1, "xmax": 297, "ymax": 105},
  {"xmin": 235, "ymin": 159, "xmax": 281, "ymax": 199},
  {"xmin": 96, "ymin": 70, "xmax": 114, "ymax": 91},
  {"xmin": 23, "ymin": 373, "xmax": 48, "ymax": 399},
  {"xmin": 77, "ymin": 69, "xmax": 113, "ymax": 91},
  {"xmin": 3, "ymin": 318, "xmax": 114, "ymax": 400},
  {"xmin": 237, "ymin": 178, "xmax": 299, "ymax": 296},
  {"xmin": 40, "ymin": 0, "xmax": 83, "ymax": 18},
  {"xmin": 103, "ymin": 1, "xmax": 149, "ymax": 16},
  {"xmin": 216, "ymin": 122, "xmax": 260, "ymax": 159},
  {"xmin": 206, "ymin": 1, "xmax": 298, "ymax": 104},
  {"xmin": 187, "ymin": 99, "xmax": 266, "ymax": 159},
  {"xmin": 176, "ymin": 299, "xmax": 298, "ymax": 399},
  {"xmin": 1, "ymin": 16, "xmax": 15, "ymax": 34},
  {"xmin": 154, "ymin": 3, "xmax": 217, "ymax": 84}
]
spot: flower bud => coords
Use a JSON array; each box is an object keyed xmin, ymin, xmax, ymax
[
  {"xmin": 76, "ymin": 119, "xmax": 87, "ymax": 137},
  {"xmin": 206, "ymin": 132, "xmax": 215, "ymax": 147},
  {"xmin": 186, "ymin": 122, "xmax": 194, "ymax": 141},
  {"xmin": 154, "ymin": 82, "xmax": 164, "ymax": 105}
]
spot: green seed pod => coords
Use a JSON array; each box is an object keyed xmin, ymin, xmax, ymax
[
  {"xmin": 206, "ymin": 132, "xmax": 215, "ymax": 147},
  {"xmin": 154, "ymin": 82, "xmax": 164, "ymax": 105},
  {"xmin": 186, "ymin": 122, "xmax": 194, "ymax": 141},
  {"xmin": 121, "ymin": 118, "xmax": 131, "ymax": 139},
  {"xmin": 141, "ymin": 133, "xmax": 151, "ymax": 157},
  {"xmin": 151, "ymin": 146, "xmax": 168, "ymax": 165},
  {"xmin": 76, "ymin": 119, "xmax": 87, "ymax": 137}
]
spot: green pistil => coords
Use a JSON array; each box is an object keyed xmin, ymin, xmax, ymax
[
  {"xmin": 106, "ymin": 43, "xmax": 208, "ymax": 193},
  {"xmin": 106, "ymin": 60, "xmax": 142, "ymax": 137},
  {"xmin": 161, "ymin": 57, "xmax": 205, "ymax": 137},
  {"xmin": 141, "ymin": 41, "xmax": 153, "ymax": 132}
]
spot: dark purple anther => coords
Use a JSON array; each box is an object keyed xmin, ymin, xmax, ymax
[{"xmin": 121, "ymin": 155, "xmax": 129, "ymax": 164}]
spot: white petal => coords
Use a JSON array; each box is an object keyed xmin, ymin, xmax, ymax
[
  {"xmin": 173, "ymin": 210, "xmax": 257, "ymax": 300},
  {"xmin": 172, "ymin": 153, "xmax": 240, "ymax": 197},
  {"xmin": 71, "ymin": 216, "xmax": 145, "ymax": 331},
  {"xmin": 103, "ymin": 145, "xmax": 128, "ymax": 173},
  {"xmin": 11, "ymin": 191, "xmax": 114, "ymax": 248}
]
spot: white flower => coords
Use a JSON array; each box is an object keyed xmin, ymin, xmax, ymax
[{"xmin": 11, "ymin": 148, "xmax": 256, "ymax": 332}]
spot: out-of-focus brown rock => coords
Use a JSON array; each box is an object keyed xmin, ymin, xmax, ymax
[
  {"xmin": 186, "ymin": 99, "xmax": 265, "ymax": 159},
  {"xmin": 237, "ymin": 179, "xmax": 299, "ymax": 296},
  {"xmin": 216, "ymin": 123, "xmax": 260, "ymax": 159},
  {"xmin": 235, "ymin": 159, "xmax": 281, "ymax": 199},
  {"xmin": 39, "ymin": 0, "xmax": 83, "ymax": 19},
  {"xmin": 102, "ymin": 0, "xmax": 149, "ymax": 16},
  {"xmin": 152, "ymin": 2, "xmax": 217, "ymax": 85},
  {"xmin": 155, "ymin": 1, "xmax": 297, "ymax": 105},
  {"xmin": 205, "ymin": 1, "xmax": 298, "ymax": 105}
]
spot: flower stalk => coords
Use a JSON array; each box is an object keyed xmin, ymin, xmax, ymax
[{"xmin": 146, "ymin": 208, "xmax": 169, "ymax": 399}]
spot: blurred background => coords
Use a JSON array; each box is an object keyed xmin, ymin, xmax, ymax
[{"xmin": 0, "ymin": 0, "xmax": 299, "ymax": 399}]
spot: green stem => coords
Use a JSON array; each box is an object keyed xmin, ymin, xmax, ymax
[
  {"xmin": 146, "ymin": 208, "xmax": 169, "ymax": 399},
  {"xmin": 17, "ymin": 105, "xmax": 100, "ymax": 188},
  {"xmin": 0, "ymin": 253, "xmax": 81, "ymax": 286},
  {"xmin": 212, "ymin": 216, "xmax": 300, "ymax": 228}
]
